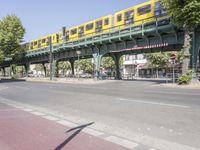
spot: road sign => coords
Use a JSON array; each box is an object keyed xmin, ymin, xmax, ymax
[{"xmin": 170, "ymin": 53, "xmax": 176, "ymax": 60}]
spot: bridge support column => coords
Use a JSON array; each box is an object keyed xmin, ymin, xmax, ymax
[
  {"xmin": 24, "ymin": 63, "xmax": 30, "ymax": 77},
  {"xmin": 93, "ymin": 53, "xmax": 102, "ymax": 79},
  {"xmin": 69, "ymin": 59, "xmax": 75, "ymax": 76},
  {"xmin": 190, "ymin": 28, "xmax": 200, "ymax": 82},
  {"xmin": 2, "ymin": 67, "xmax": 6, "ymax": 77},
  {"xmin": 52, "ymin": 59, "xmax": 57, "ymax": 79},
  {"xmin": 112, "ymin": 53, "xmax": 122, "ymax": 80},
  {"xmin": 42, "ymin": 63, "xmax": 47, "ymax": 77}
]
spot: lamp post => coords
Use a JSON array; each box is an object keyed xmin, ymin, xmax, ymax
[
  {"xmin": 48, "ymin": 36, "xmax": 53, "ymax": 81},
  {"xmin": 76, "ymin": 50, "xmax": 81, "ymax": 79}
]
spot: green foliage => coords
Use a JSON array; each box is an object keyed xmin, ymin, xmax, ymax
[
  {"xmin": 101, "ymin": 57, "xmax": 115, "ymax": 70},
  {"xmin": 0, "ymin": 50, "xmax": 4, "ymax": 63},
  {"xmin": 177, "ymin": 70, "xmax": 193, "ymax": 85},
  {"xmin": 34, "ymin": 64, "xmax": 44, "ymax": 72},
  {"xmin": 0, "ymin": 14, "xmax": 26, "ymax": 61},
  {"xmin": 146, "ymin": 52, "xmax": 170, "ymax": 68},
  {"xmin": 58, "ymin": 61, "xmax": 71, "ymax": 74},
  {"xmin": 161, "ymin": 0, "xmax": 200, "ymax": 29},
  {"xmin": 75, "ymin": 59, "xmax": 93, "ymax": 73}
]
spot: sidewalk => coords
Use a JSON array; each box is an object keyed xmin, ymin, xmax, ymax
[{"xmin": 0, "ymin": 102, "xmax": 130, "ymax": 150}]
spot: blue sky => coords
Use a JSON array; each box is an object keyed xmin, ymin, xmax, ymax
[{"xmin": 0, "ymin": 0, "xmax": 147, "ymax": 42}]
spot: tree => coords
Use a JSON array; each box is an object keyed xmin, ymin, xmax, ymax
[
  {"xmin": 75, "ymin": 59, "xmax": 93, "ymax": 74},
  {"xmin": 161, "ymin": 0, "xmax": 200, "ymax": 74},
  {"xmin": 146, "ymin": 52, "xmax": 169, "ymax": 78},
  {"xmin": 34, "ymin": 64, "xmax": 44, "ymax": 75},
  {"xmin": 58, "ymin": 61, "xmax": 71, "ymax": 75},
  {"xmin": 101, "ymin": 57, "xmax": 115, "ymax": 70},
  {"xmin": 0, "ymin": 14, "xmax": 26, "ymax": 62}
]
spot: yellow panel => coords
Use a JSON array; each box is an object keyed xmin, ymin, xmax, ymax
[
  {"xmin": 102, "ymin": 15, "xmax": 112, "ymax": 33},
  {"xmin": 51, "ymin": 33, "xmax": 59, "ymax": 45},
  {"xmin": 84, "ymin": 21, "xmax": 95, "ymax": 37},
  {"xmin": 114, "ymin": 11, "xmax": 125, "ymax": 30},
  {"xmin": 69, "ymin": 26, "xmax": 78, "ymax": 41},
  {"xmin": 31, "ymin": 40, "xmax": 39, "ymax": 50},
  {"xmin": 39, "ymin": 36, "xmax": 48, "ymax": 48},
  {"xmin": 134, "ymin": 1, "xmax": 155, "ymax": 25}
]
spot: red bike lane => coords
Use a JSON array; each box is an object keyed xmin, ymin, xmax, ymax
[{"xmin": 0, "ymin": 102, "xmax": 129, "ymax": 150}]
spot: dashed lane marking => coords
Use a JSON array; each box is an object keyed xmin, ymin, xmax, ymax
[
  {"xmin": 41, "ymin": 115, "xmax": 59, "ymax": 121},
  {"xmin": 57, "ymin": 120, "xmax": 77, "ymax": 128},
  {"xmin": 30, "ymin": 111, "xmax": 46, "ymax": 116},
  {"xmin": 118, "ymin": 98, "xmax": 190, "ymax": 109},
  {"xmin": 105, "ymin": 136, "xmax": 139, "ymax": 149},
  {"xmin": 83, "ymin": 128, "xmax": 104, "ymax": 137}
]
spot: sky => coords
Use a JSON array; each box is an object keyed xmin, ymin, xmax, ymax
[{"xmin": 0, "ymin": 0, "xmax": 147, "ymax": 42}]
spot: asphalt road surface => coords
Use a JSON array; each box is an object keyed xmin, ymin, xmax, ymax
[{"xmin": 0, "ymin": 79, "xmax": 200, "ymax": 150}]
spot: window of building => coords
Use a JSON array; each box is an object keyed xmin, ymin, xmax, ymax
[
  {"xmin": 137, "ymin": 4, "xmax": 151, "ymax": 16},
  {"xmin": 71, "ymin": 28, "xmax": 77, "ymax": 35},
  {"xmin": 125, "ymin": 55, "xmax": 130, "ymax": 61},
  {"xmin": 104, "ymin": 18, "xmax": 109, "ymax": 26},
  {"xmin": 117, "ymin": 14, "xmax": 122, "ymax": 22},
  {"xmin": 86, "ymin": 23, "xmax": 94, "ymax": 31}
]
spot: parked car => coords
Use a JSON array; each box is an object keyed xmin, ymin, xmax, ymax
[{"xmin": 80, "ymin": 73, "xmax": 92, "ymax": 78}]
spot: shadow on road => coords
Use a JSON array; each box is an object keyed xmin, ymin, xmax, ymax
[
  {"xmin": 122, "ymin": 79, "xmax": 169, "ymax": 84},
  {"xmin": 0, "ymin": 78, "xmax": 26, "ymax": 83},
  {"xmin": 54, "ymin": 122, "xmax": 94, "ymax": 150}
]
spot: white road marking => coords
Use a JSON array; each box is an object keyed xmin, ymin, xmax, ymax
[
  {"xmin": 145, "ymin": 90, "xmax": 200, "ymax": 96},
  {"xmin": 21, "ymin": 108, "xmax": 33, "ymax": 112},
  {"xmin": 118, "ymin": 98, "xmax": 190, "ymax": 109},
  {"xmin": 57, "ymin": 120, "xmax": 77, "ymax": 128},
  {"xmin": 83, "ymin": 128, "xmax": 104, "ymax": 136},
  {"xmin": 105, "ymin": 136, "xmax": 139, "ymax": 149},
  {"xmin": 30, "ymin": 111, "xmax": 46, "ymax": 116},
  {"xmin": 42, "ymin": 115, "xmax": 59, "ymax": 121}
]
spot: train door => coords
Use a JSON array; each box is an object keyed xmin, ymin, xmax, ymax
[
  {"xmin": 124, "ymin": 9, "xmax": 134, "ymax": 26},
  {"xmin": 78, "ymin": 26, "xmax": 84, "ymax": 38},
  {"xmin": 95, "ymin": 20, "xmax": 103, "ymax": 33}
]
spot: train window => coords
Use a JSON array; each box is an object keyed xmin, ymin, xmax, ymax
[
  {"xmin": 78, "ymin": 26, "xmax": 84, "ymax": 33},
  {"xmin": 34, "ymin": 41, "xmax": 37, "ymax": 46},
  {"xmin": 86, "ymin": 23, "xmax": 94, "ymax": 31},
  {"xmin": 125, "ymin": 10, "xmax": 134, "ymax": 19},
  {"xmin": 104, "ymin": 18, "xmax": 109, "ymax": 25},
  {"xmin": 137, "ymin": 4, "xmax": 151, "ymax": 16},
  {"xmin": 41, "ymin": 39, "xmax": 46, "ymax": 43},
  {"xmin": 154, "ymin": 2, "xmax": 166, "ymax": 17},
  {"xmin": 71, "ymin": 28, "xmax": 77, "ymax": 35},
  {"xmin": 117, "ymin": 14, "xmax": 122, "ymax": 22}
]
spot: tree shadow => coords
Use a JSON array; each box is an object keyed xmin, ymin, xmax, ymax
[
  {"xmin": 0, "ymin": 78, "xmax": 26, "ymax": 83},
  {"xmin": 54, "ymin": 122, "xmax": 94, "ymax": 150}
]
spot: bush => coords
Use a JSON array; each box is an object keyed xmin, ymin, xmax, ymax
[{"xmin": 177, "ymin": 70, "xmax": 192, "ymax": 85}]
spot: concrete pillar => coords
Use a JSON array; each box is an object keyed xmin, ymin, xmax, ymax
[
  {"xmin": 69, "ymin": 59, "xmax": 75, "ymax": 76},
  {"xmin": 113, "ymin": 53, "xmax": 121, "ymax": 80},
  {"xmin": 24, "ymin": 63, "xmax": 30, "ymax": 77},
  {"xmin": 42, "ymin": 63, "xmax": 47, "ymax": 77},
  {"xmin": 93, "ymin": 53, "xmax": 102, "ymax": 79},
  {"xmin": 2, "ymin": 67, "xmax": 6, "ymax": 77}
]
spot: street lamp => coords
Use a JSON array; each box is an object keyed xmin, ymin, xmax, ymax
[{"xmin": 76, "ymin": 50, "xmax": 81, "ymax": 79}]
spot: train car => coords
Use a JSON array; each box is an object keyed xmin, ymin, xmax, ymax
[
  {"xmin": 29, "ymin": 33, "xmax": 59, "ymax": 51},
  {"xmin": 68, "ymin": 15, "xmax": 112, "ymax": 41},
  {"xmin": 69, "ymin": 26, "xmax": 79, "ymax": 41},
  {"xmin": 84, "ymin": 15, "xmax": 112, "ymax": 37},
  {"xmin": 114, "ymin": 0, "xmax": 167, "ymax": 30},
  {"xmin": 29, "ymin": 39, "xmax": 39, "ymax": 50}
]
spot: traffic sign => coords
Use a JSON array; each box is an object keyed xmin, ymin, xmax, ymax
[{"xmin": 170, "ymin": 53, "xmax": 176, "ymax": 60}]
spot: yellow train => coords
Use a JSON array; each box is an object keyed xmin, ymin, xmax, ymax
[{"xmin": 28, "ymin": 0, "xmax": 167, "ymax": 51}]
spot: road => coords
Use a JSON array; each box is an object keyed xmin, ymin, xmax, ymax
[{"xmin": 0, "ymin": 79, "xmax": 200, "ymax": 150}]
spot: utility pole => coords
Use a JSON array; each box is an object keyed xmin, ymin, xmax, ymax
[{"xmin": 48, "ymin": 36, "xmax": 53, "ymax": 80}]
